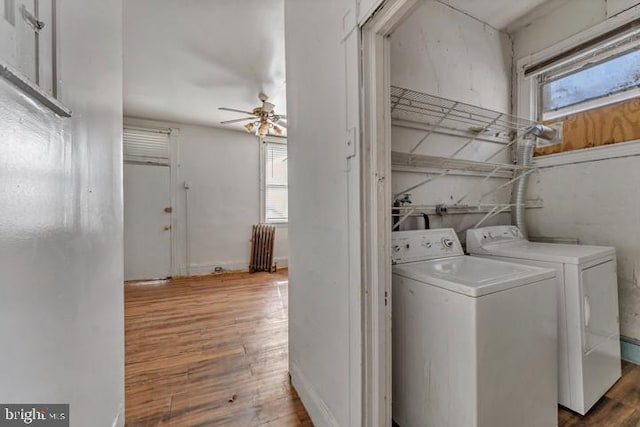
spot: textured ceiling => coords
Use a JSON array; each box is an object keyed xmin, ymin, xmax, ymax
[{"xmin": 124, "ymin": 0, "xmax": 286, "ymax": 131}]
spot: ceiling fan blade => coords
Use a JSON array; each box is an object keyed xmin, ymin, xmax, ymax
[
  {"xmin": 267, "ymin": 118, "xmax": 286, "ymax": 128},
  {"xmin": 220, "ymin": 117, "xmax": 257, "ymax": 124},
  {"xmin": 272, "ymin": 117, "xmax": 287, "ymax": 127},
  {"xmin": 219, "ymin": 107, "xmax": 255, "ymax": 115}
]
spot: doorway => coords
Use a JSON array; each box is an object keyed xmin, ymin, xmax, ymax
[
  {"xmin": 123, "ymin": 126, "xmax": 175, "ymax": 281},
  {"xmin": 123, "ymin": 163, "xmax": 172, "ymax": 281}
]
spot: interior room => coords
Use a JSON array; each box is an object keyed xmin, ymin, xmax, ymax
[{"xmin": 1, "ymin": 0, "xmax": 640, "ymax": 426}]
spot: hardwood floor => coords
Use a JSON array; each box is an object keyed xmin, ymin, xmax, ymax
[
  {"xmin": 125, "ymin": 270, "xmax": 313, "ymax": 426},
  {"xmin": 126, "ymin": 270, "xmax": 640, "ymax": 426},
  {"xmin": 559, "ymin": 360, "xmax": 640, "ymax": 426}
]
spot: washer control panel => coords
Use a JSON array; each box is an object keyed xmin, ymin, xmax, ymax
[
  {"xmin": 466, "ymin": 226, "xmax": 524, "ymax": 254},
  {"xmin": 391, "ymin": 228, "xmax": 463, "ymax": 264}
]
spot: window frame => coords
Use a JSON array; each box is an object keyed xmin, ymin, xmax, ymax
[
  {"xmin": 260, "ymin": 136, "xmax": 288, "ymax": 225},
  {"xmin": 534, "ymin": 34, "xmax": 640, "ymax": 122},
  {"xmin": 516, "ymin": 8, "xmax": 640, "ymax": 165}
]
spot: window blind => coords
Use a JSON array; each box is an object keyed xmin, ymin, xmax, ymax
[
  {"xmin": 264, "ymin": 142, "xmax": 288, "ymax": 223},
  {"xmin": 123, "ymin": 127, "xmax": 171, "ymax": 165}
]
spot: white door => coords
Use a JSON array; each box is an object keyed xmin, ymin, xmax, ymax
[{"xmin": 124, "ymin": 163, "xmax": 172, "ymax": 281}]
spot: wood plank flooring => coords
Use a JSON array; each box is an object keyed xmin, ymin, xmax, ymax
[
  {"xmin": 126, "ymin": 270, "xmax": 640, "ymax": 426},
  {"xmin": 558, "ymin": 360, "xmax": 640, "ymax": 426},
  {"xmin": 125, "ymin": 271, "xmax": 313, "ymax": 426}
]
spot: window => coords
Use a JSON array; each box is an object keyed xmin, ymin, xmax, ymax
[
  {"xmin": 522, "ymin": 26, "xmax": 640, "ymax": 156},
  {"xmin": 539, "ymin": 46, "xmax": 640, "ymax": 121},
  {"xmin": 262, "ymin": 141, "xmax": 288, "ymax": 223}
]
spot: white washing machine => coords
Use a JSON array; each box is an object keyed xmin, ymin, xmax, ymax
[
  {"xmin": 466, "ymin": 225, "xmax": 621, "ymax": 415},
  {"xmin": 392, "ymin": 228, "xmax": 557, "ymax": 427}
]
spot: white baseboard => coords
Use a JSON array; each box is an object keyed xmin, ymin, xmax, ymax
[
  {"xmin": 290, "ymin": 362, "xmax": 340, "ymax": 427},
  {"xmin": 187, "ymin": 257, "xmax": 288, "ymax": 276}
]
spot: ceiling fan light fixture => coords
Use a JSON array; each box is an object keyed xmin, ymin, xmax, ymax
[
  {"xmin": 258, "ymin": 121, "xmax": 270, "ymax": 137},
  {"xmin": 273, "ymin": 125, "xmax": 282, "ymax": 136},
  {"xmin": 244, "ymin": 122, "xmax": 254, "ymax": 133}
]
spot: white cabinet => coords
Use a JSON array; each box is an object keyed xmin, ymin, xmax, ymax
[{"xmin": 1, "ymin": 0, "xmax": 56, "ymax": 95}]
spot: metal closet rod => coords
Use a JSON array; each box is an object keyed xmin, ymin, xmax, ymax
[
  {"xmin": 391, "ymin": 203, "xmax": 533, "ymax": 231},
  {"xmin": 392, "ymin": 203, "xmax": 530, "ymax": 214}
]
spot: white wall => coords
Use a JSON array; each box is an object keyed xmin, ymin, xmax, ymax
[
  {"xmin": 0, "ymin": 0, "xmax": 124, "ymax": 425},
  {"xmin": 124, "ymin": 117, "xmax": 288, "ymax": 275},
  {"xmin": 511, "ymin": 0, "xmax": 640, "ymax": 59},
  {"xmin": 284, "ymin": 0, "xmax": 362, "ymax": 425},
  {"xmin": 390, "ymin": 1, "xmax": 515, "ymax": 235},
  {"xmin": 512, "ymin": 2, "xmax": 640, "ymax": 341}
]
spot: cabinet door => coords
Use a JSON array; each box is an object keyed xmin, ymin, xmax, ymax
[
  {"xmin": 0, "ymin": 0, "xmax": 17, "ymax": 66},
  {"xmin": 581, "ymin": 260, "xmax": 619, "ymax": 354},
  {"xmin": 1, "ymin": 0, "xmax": 54, "ymax": 94}
]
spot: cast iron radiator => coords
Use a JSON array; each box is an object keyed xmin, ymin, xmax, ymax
[{"xmin": 249, "ymin": 224, "xmax": 276, "ymax": 273}]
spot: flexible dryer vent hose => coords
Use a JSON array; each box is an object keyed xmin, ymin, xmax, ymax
[{"xmin": 513, "ymin": 139, "xmax": 535, "ymax": 237}]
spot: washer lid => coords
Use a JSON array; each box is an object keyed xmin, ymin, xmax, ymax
[
  {"xmin": 393, "ymin": 256, "xmax": 555, "ymax": 297},
  {"xmin": 475, "ymin": 240, "xmax": 615, "ymax": 265}
]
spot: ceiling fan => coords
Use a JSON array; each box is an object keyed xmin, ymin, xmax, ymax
[{"xmin": 219, "ymin": 92, "xmax": 286, "ymax": 141}]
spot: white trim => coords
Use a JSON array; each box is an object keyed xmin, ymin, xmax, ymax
[
  {"xmin": 534, "ymin": 138, "xmax": 640, "ymax": 168},
  {"xmin": 290, "ymin": 362, "xmax": 340, "ymax": 427},
  {"xmin": 168, "ymin": 128, "xmax": 181, "ymax": 277},
  {"xmin": 0, "ymin": 54, "xmax": 71, "ymax": 117},
  {"xmin": 260, "ymin": 138, "xmax": 288, "ymax": 224},
  {"xmin": 360, "ymin": 1, "xmax": 420, "ymax": 425}
]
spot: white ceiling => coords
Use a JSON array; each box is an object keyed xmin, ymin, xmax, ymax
[
  {"xmin": 123, "ymin": 0, "xmax": 555, "ymax": 131},
  {"xmin": 124, "ymin": 0, "xmax": 286, "ymax": 131},
  {"xmin": 436, "ymin": 0, "xmax": 552, "ymax": 30}
]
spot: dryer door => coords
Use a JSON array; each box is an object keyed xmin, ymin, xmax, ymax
[{"xmin": 581, "ymin": 260, "xmax": 619, "ymax": 354}]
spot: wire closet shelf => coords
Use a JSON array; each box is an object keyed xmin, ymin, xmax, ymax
[
  {"xmin": 390, "ymin": 86, "xmax": 546, "ymax": 231},
  {"xmin": 390, "ymin": 85, "xmax": 538, "ymax": 146}
]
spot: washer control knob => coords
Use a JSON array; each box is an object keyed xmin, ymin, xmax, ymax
[
  {"xmin": 442, "ymin": 238, "xmax": 454, "ymax": 248},
  {"xmin": 393, "ymin": 245, "xmax": 401, "ymax": 253}
]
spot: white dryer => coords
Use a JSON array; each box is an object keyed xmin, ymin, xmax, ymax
[
  {"xmin": 466, "ymin": 225, "xmax": 621, "ymax": 415},
  {"xmin": 392, "ymin": 228, "xmax": 557, "ymax": 427}
]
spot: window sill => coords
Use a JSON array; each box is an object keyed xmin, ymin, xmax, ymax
[
  {"xmin": 534, "ymin": 139, "xmax": 640, "ymax": 168},
  {"xmin": 0, "ymin": 57, "xmax": 71, "ymax": 118}
]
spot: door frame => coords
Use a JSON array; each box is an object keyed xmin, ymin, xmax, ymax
[
  {"xmin": 167, "ymin": 128, "xmax": 180, "ymax": 277},
  {"xmin": 360, "ymin": 0, "xmax": 419, "ymax": 425}
]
